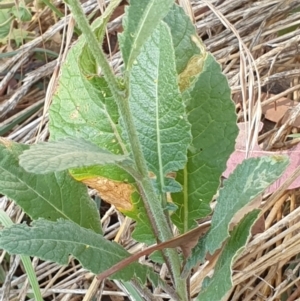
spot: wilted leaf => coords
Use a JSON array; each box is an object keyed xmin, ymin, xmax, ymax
[
  {"xmin": 71, "ymin": 165, "xmax": 155, "ymax": 244},
  {"xmin": 262, "ymin": 93, "xmax": 300, "ymax": 127},
  {"xmin": 97, "ymin": 221, "xmax": 210, "ymax": 281},
  {"xmin": 82, "ymin": 177, "xmax": 134, "ymax": 211}
]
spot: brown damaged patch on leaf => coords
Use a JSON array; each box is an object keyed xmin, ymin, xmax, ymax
[
  {"xmin": 0, "ymin": 137, "xmax": 13, "ymax": 148},
  {"xmin": 178, "ymin": 35, "xmax": 207, "ymax": 91},
  {"xmin": 82, "ymin": 177, "xmax": 134, "ymax": 211}
]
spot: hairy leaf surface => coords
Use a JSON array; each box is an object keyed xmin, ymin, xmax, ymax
[
  {"xmin": 119, "ymin": 0, "xmax": 174, "ymax": 70},
  {"xmin": 197, "ymin": 210, "xmax": 259, "ymax": 301},
  {"xmin": 48, "ymin": 18, "xmax": 154, "ymax": 244},
  {"xmin": 206, "ymin": 156, "xmax": 288, "ymax": 253},
  {"xmin": 0, "ymin": 219, "xmax": 151, "ymax": 282},
  {"xmin": 0, "ymin": 139, "xmax": 101, "ymax": 234},
  {"xmin": 163, "ymin": 4, "xmax": 200, "ymax": 74},
  {"xmin": 20, "ymin": 138, "xmax": 129, "ymax": 174},
  {"xmin": 128, "ymin": 21, "xmax": 191, "ymax": 192},
  {"xmin": 184, "ymin": 156, "xmax": 289, "ymax": 273},
  {"xmin": 172, "ymin": 53, "xmax": 238, "ymax": 233}
]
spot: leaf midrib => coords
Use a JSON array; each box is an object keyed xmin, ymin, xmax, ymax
[{"xmin": 0, "ymin": 165, "xmax": 72, "ymax": 221}]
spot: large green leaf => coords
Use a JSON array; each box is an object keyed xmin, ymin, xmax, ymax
[
  {"xmin": 163, "ymin": 4, "xmax": 200, "ymax": 74},
  {"xmin": 50, "ymin": 67, "xmax": 124, "ymax": 154},
  {"xmin": 19, "ymin": 138, "xmax": 129, "ymax": 174},
  {"xmin": 128, "ymin": 21, "xmax": 191, "ymax": 193},
  {"xmin": 183, "ymin": 156, "xmax": 289, "ymax": 274},
  {"xmin": 171, "ymin": 53, "xmax": 239, "ymax": 233},
  {"xmin": 0, "ymin": 139, "xmax": 101, "ymax": 234},
  {"xmin": 197, "ymin": 210, "xmax": 260, "ymax": 301},
  {"xmin": 48, "ymin": 18, "xmax": 155, "ymax": 245},
  {"xmin": 119, "ymin": 0, "xmax": 175, "ymax": 71},
  {"xmin": 0, "ymin": 219, "xmax": 150, "ymax": 282}
]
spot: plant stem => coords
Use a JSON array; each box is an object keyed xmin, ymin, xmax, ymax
[{"xmin": 63, "ymin": 1, "xmax": 187, "ymax": 299}]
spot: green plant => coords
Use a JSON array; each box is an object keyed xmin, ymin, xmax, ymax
[
  {"xmin": 0, "ymin": 0, "xmax": 289, "ymax": 300},
  {"xmin": 0, "ymin": 0, "xmax": 33, "ymax": 46}
]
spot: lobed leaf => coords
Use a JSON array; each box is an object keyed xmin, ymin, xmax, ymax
[
  {"xmin": 0, "ymin": 219, "xmax": 150, "ymax": 282},
  {"xmin": 127, "ymin": 21, "xmax": 191, "ymax": 193},
  {"xmin": 19, "ymin": 138, "xmax": 129, "ymax": 174},
  {"xmin": 172, "ymin": 53, "xmax": 238, "ymax": 233},
  {"xmin": 0, "ymin": 138, "xmax": 101, "ymax": 234},
  {"xmin": 119, "ymin": 0, "xmax": 175, "ymax": 71}
]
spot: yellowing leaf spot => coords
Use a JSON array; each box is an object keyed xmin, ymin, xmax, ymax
[
  {"xmin": 70, "ymin": 110, "xmax": 79, "ymax": 120},
  {"xmin": 271, "ymin": 155, "xmax": 286, "ymax": 163},
  {"xmin": 178, "ymin": 35, "xmax": 208, "ymax": 92},
  {"xmin": 0, "ymin": 137, "xmax": 13, "ymax": 148},
  {"xmin": 82, "ymin": 177, "xmax": 134, "ymax": 211}
]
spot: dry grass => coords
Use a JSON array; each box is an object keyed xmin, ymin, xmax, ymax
[{"xmin": 1, "ymin": 0, "xmax": 300, "ymax": 300}]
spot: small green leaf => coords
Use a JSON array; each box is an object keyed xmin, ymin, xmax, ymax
[
  {"xmin": 172, "ymin": 53, "xmax": 238, "ymax": 233},
  {"xmin": 0, "ymin": 9, "xmax": 12, "ymax": 39},
  {"xmin": 78, "ymin": 0, "xmax": 122, "ymax": 77},
  {"xmin": 48, "ymin": 18, "xmax": 155, "ymax": 246},
  {"xmin": 0, "ymin": 219, "xmax": 150, "ymax": 282},
  {"xmin": 119, "ymin": 0, "xmax": 174, "ymax": 70},
  {"xmin": 163, "ymin": 4, "xmax": 200, "ymax": 74},
  {"xmin": 19, "ymin": 138, "xmax": 129, "ymax": 174},
  {"xmin": 197, "ymin": 210, "xmax": 260, "ymax": 301},
  {"xmin": 0, "ymin": 139, "xmax": 101, "ymax": 234},
  {"xmin": 10, "ymin": 5, "xmax": 32, "ymax": 21},
  {"xmin": 127, "ymin": 21, "xmax": 191, "ymax": 192}
]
